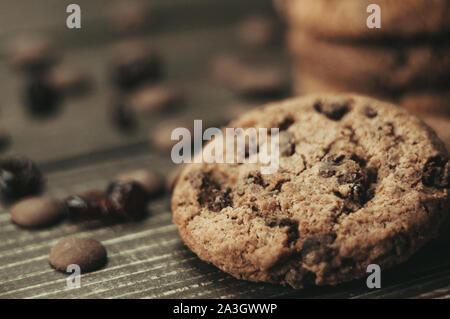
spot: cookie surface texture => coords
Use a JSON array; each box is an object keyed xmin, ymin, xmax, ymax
[{"xmin": 172, "ymin": 94, "xmax": 449, "ymax": 288}]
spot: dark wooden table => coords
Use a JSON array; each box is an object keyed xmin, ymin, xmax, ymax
[{"xmin": 0, "ymin": 0, "xmax": 449, "ymax": 299}]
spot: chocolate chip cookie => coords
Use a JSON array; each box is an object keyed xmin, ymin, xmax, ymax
[
  {"xmin": 277, "ymin": 0, "xmax": 450, "ymax": 40},
  {"xmin": 288, "ymin": 31, "xmax": 450, "ymax": 93},
  {"xmin": 172, "ymin": 94, "xmax": 449, "ymax": 288}
]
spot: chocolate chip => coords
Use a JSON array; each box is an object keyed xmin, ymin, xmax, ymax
[
  {"xmin": 49, "ymin": 237, "xmax": 107, "ymax": 273},
  {"xmin": 363, "ymin": 106, "xmax": 377, "ymax": 118},
  {"xmin": 301, "ymin": 233, "xmax": 336, "ymax": 266},
  {"xmin": 422, "ymin": 156, "xmax": 449, "ymax": 188},
  {"xmin": 313, "ymin": 99, "xmax": 349, "ymax": 121},
  {"xmin": 0, "ymin": 157, "xmax": 44, "ymax": 202},
  {"xmin": 196, "ymin": 173, "xmax": 232, "ymax": 212},
  {"xmin": 24, "ymin": 77, "xmax": 61, "ymax": 117},
  {"xmin": 10, "ymin": 196, "xmax": 64, "ymax": 228},
  {"xmin": 115, "ymin": 169, "xmax": 164, "ymax": 198},
  {"xmin": 106, "ymin": 181, "xmax": 148, "ymax": 220},
  {"xmin": 278, "ymin": 117, "xmax": 294, "ymax": 131},
  {"xmin": 279, "ymin": 218, "xmax": 299, "ymax": 247},
  {"xmin": 246, "ymin": 173, "xmax": 266, "ymax": 187},
  {"xmin": 111, "ymin": 41, "xmax": 162, "ymax": 91},
  {"xmin": 279, "ymin": 131, "xmax": 295, "ymax": 157}
]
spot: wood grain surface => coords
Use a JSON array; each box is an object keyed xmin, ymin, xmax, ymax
[{"xmin": 0, "ymin": 0, "xmax": 448, "ymax": 299}]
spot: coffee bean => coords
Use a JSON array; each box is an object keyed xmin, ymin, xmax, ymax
[
  {"xmin": 0, "ymin": 157, "xmax": 44, "ymax": 202},
  {"xmin": 49, "ymin": 237, "xmax": 107, "ymax": 273},
  {"xmin": 46, "ymin": 67, "xmax": 91, "ymax": 96},
  {"xmin": 8, "ymin": 36, "xmax": 57, "ymax": 74},
  {"xmin": 106, "ymin": 181, "xmax": 148, "ymax": 221},
  {"xmin": 115, "ymin": 169, "xmax": 165, "ymax": 197},
  {"xmin": 313, "ymin": 99, "xmax": 350, "ymax": 121},
  {"xmin": 236, "ymin": 14, "xmax": 276, "ymax": 48},
  {"xmin": 10, "ymin": 196, "xmax": 64, "ymax": 228},
  {"xmin": 211, "ymin": 55, "xmax": 288, "ymax": 98},
  {"xmin": 110, "ymin": 41, "xmax": 162, "ymax": 90},
  {"xmin": 129, "ymin": 84, "xmax": 181, "ymax": 114},
  {"xmin": 422, "ymin": 156, "xmax": 450, "ymax": 188},
  {"xmin": 24, "ymin": 77, "xmax": 62, "ymax": 117},
  {"xmin": 65, "ymin": 190, "xmax": 109, "ymax": 221}
]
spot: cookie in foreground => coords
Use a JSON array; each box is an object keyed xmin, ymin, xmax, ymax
[{"xmin": 171, "ymin": 94, "xmax": 449, "ymax": 288}]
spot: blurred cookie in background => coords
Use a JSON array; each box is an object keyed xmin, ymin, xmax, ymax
[
  {"xmin": 235, "ymin": 14, "xmax": 278, "ymax": 48},
  {"xmin": 277, "ymin": 0, "xmax": 450, "ymax": 40},
  {"xmin": 107, "ymin": 0, "xmax": 152, "ymax": 33}
]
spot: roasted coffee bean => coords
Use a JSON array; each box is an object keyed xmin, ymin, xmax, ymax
[
  {"xmin": 46, "ymin": 67, "xmax": 91, "ymax": 96},
  {"xmin": 8, "ymin": 36, "xmax": 57, "ymax": 74},
  {"xmin": 422, "ymin": 156, "xmax": 450, "ymax": 188},
  {"xmin": 110, "ymin": 100, "xmax": 137, "ymax": 132},
  {"xmin": 314, "ymin": 99, "xmax": 350, "ymax": 121},
  {"xmin": 0, "ymin": 157, "xmax": 44, "ymax": 201},
  {"xmin": 24, "ymin": 78, "xmax": 61, "ymax": 117},
  {"xmin": 65, "ymin": 190, "xmax": 108, "ymax": 221},
  {"xmin": 10, "ymin": 196, "xmax": 64, "ymax": 228},
  {"xmin": 49, "ymin": 237, "xmax": 107, "ymax": 273},
  {"xmin": 129, "ymin": 84, "xmax": 181, "ymax": 114},
  {"xmin": 106, "ymin": 181, "xmax": 148, "ymax": 221},
  {"xmin": 111, "ymin": 41, "xmax": 162, "ymax": 90},
  {"xmin": 211, "ymin": 55, "xmax": 288, "ymax": 98},
  {"xmin": 115, "ymin": 169, "xmax": 165, "ymax": 197},
  {"xmin": 236, "ymin": 14, "xmax": 276, "ymax": 47}
]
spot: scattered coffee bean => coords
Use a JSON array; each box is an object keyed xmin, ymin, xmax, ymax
[
  {"xmin": 236, "ymin": 14, "xmax": 276, "ymax": 47},
  {"xmin": 8, "ymin": 36, "xmax": 57, "ymax": 74},
  {"xmin": 65, "ymin": 190, "xmax": 109, "ymax": 221},
  {"xmin": 110, "ymin": 40, "xmax": 162, "ymax": 90},
  {"xmin": 129, "ymin": 84, "xmax": 181, "ymax": 114},
  {"xmin": 0, "ymin": 157, "xmax": 44, "ymax": 202},
  {"xmin": 115, "ymin": 169, "xmax": 165, "ymax": 198},
  {"xmin": 110, "ymin": 99, "xmax": 137, "ymax": 132},
  {"xmin": 46, "ymin": 67, "xmax": 91, "ymax": 96},
  {"xmin": 108, "ymin": 0, "xmax": 151, "ymax": 33},
  {"xmin": 10, "ymin": 196, "xmax": 64, "ymax": 228},
  {"xmin": 49, "ymin": 237, "xmax": 107, "ymax": 273},
  {"xmin": 24, "ymin": 77, "xmax": 62, "ymax": 117},
  {"xmin": 211, "ymin": 55, "xmax": 288, "ymax": 98},
  {"xmin": 106, "ymin": 181, "xmax": 148, "ymax": 221}
]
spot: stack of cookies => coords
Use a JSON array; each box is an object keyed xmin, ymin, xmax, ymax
[{"xmin": 276, "ymin": 0, "xmax": 450, "ymax": 150}]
